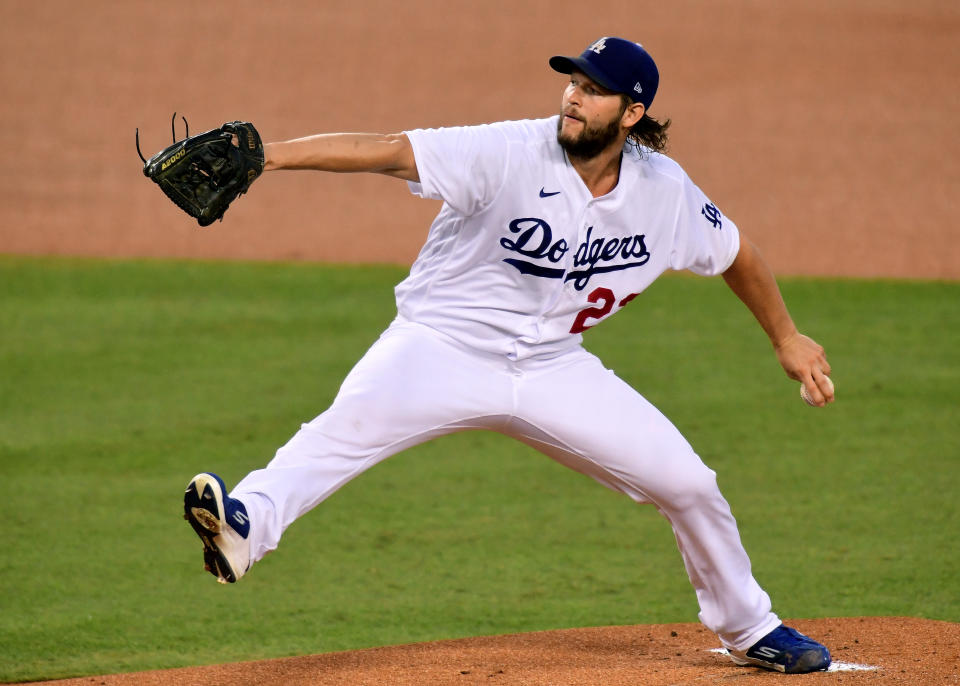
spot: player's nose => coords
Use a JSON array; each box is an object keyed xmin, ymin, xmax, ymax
[{"xmin": 564, "ymin": 82, "xmax": 583, "ymax": 107}]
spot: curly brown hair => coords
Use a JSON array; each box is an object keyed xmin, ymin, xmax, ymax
[{"xmin": 620, "ymin": 95, "xmax": 671, "ymax": 155}]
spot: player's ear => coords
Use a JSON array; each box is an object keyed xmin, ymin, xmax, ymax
[{"xmin": 622, "ymin": 102, "xmax": 645, "ymax": 128}]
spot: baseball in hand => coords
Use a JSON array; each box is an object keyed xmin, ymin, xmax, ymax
[{"xmin": 800, "ymin": 376, "xmax": 834, "ymax": 406}]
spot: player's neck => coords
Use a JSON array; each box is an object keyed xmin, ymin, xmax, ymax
[{"xmin": 567, "ymin": 146, "xmax": 624, "ymax": 198}]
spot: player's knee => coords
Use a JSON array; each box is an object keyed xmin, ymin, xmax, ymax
[{"xmin": 664, "ymin": 462, "xmax": 722, "ymax": 511}]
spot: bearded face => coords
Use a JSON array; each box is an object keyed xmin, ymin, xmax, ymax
[
  {"xmin": 556, "ymin": 83, "xmax": 630, "ymax": 161},
  {"xmin": 556, "ymin": 112, "xmax": 624, "ymax": 159}
]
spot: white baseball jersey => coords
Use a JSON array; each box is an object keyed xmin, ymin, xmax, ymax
[
  {"xmin": 398, "ymin": 116, "xmax": 739, "ymax": 359},
  {"xmin": 232, "ymin": 116, "xmax": 782, "ymax": 653}
]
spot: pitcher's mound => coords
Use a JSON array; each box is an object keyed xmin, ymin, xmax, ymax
[{"xmin": 23, "ymin": 617, "xmax": 959, "ymax": 685}]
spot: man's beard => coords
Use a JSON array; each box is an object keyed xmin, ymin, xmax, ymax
[{"xmin": 556, "ymin": 112, "xmax": 623, "ymax": 159}]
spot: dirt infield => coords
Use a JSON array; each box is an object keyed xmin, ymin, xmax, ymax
[
  {"xmin": 3, "ymin": 1, "xmax": 958, "ymax": 684},
  {"xmin": 21, "ymin": 618, "xmax": 960, "ymax": 685},
  {"xmin": 1, "ymin": 0, "xmax": 958, "ymax": 278}
]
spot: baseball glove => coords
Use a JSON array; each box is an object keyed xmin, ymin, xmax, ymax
[{"xmin": 137, "ymin": 116, "xmax": 264, "ymax": 226}]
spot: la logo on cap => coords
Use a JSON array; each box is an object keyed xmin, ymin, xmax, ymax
[{"xmin": 589, "ymin": 38, "xmax": 607, "ymax": 54}]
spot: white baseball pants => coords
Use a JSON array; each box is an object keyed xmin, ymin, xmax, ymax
[{"xmin": 232, "ymin": 318, "xmax": 780, "ymax": 651}]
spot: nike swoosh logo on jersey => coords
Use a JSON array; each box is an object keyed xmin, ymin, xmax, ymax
[{"xmin": 539, "ymin": 187, "xmax": 561, "ymax": 198}]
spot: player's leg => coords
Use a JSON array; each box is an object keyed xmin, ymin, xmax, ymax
[
  {"xmin": 507, "ymin": 347, "xmax": 780, "ymax": 653},
  {"xmin": 191, "ymin": 319, "xmax": 514, "ymax": 578}
]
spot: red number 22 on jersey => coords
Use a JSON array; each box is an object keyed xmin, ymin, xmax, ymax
[{"xmin": 569, "ymin": 287, "xmax": 639, "ymax": 334}]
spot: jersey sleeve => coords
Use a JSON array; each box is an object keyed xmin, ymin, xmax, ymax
[
  {"xmin": 404, "ymin": 123, "xmax": 511, "ymax": 216},
  {"xmin": 668, "ymin": 172, "xmax": 741, "ymax": 276}
]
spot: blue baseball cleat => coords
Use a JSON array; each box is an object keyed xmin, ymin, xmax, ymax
[
  {"xmin": 183, "ymin": 472, "xmax": 251, "ymax": 584},
  {"xmin": 730, "ymin": 624, "xmax": 831, "ymax": 673}
]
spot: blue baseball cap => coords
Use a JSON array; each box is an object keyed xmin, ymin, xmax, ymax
[{"xmin": 549, "ymin": 37, "xmax": 659, "ymax": 109}]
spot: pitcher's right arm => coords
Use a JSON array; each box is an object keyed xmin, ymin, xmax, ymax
[{"xmin": 264, "ymin": 133, "xmax": 418, "ymax": 182}]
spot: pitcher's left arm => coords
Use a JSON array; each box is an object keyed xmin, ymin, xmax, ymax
[{"xmin": 722, "ymin": 236, "xmax": 834, "ymax": 406}]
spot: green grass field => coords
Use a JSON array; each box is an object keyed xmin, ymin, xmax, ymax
[{"xmin": 1, "ymin": 256, "xmax": 957, "ymax": 682}]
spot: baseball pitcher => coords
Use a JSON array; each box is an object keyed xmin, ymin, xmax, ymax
[{"xmin": 169, "ymin": 37, "xmax": 835, "ymax": 674}]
